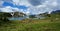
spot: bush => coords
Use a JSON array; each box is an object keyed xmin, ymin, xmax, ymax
[{"xmin": 0, "ymin": 12, "xmax": 12, "ymax": 22}]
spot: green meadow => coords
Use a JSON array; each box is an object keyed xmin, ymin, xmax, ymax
[{"xmin": 0, "ymin": 13, "xmax": 60, "ymax": 31}]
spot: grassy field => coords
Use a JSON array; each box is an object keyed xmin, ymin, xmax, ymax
[{"xmin": 0, "ymin": 14, "xmax": 60, "ymax": 31}]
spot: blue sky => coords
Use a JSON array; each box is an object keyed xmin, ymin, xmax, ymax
[
  {"xmin": 3, "ymin": 2, "xmax": 28, "ymax": 9},
  {"xmin": 0, "ymin": 0, "xmax": 60, "ymax": 15}
]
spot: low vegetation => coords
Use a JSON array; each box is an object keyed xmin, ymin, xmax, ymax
[{"xmin": 0, "ymin": 12, "xmax": 60, "ymax": 31}]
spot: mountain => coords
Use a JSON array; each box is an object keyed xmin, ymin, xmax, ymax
[{"xmin": 51, "ymin": 10, "xmax": 60, "ymax": 14}]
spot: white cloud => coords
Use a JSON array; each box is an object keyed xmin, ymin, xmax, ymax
[
  {"xmin": 0, "ymin": 0, "xmax": 4, "ymax": 7},
  {"xmin": 0, "ymin": 6, "xmax": 21, "ymax": 12},
  {"xmin": 0, "ymin": 6, "xmax": 28, "ymax": 13},
  {"xmin": 27, "ymin": 0, "xmax": 58, "ymax": 14},
  {"xmin": 0, "ymin": 6, "xmax": 13, "ymax": 12},
  {"xmin": 12, "ymin": 0, "xmax": 31, "ymax": 7},
  {"xmin": 51, "ymin": 2, "xmax": 57, "ymax": 7},
  {"xmin": 0, "ymin": 0, "xmax": 59, "ymax": 14}
]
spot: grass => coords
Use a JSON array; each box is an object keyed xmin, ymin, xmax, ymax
[
  {"xmin": 0, "ymin": 19, "xmax": 60, "ymax": 31},
  {"xmin": 0, "ymin": 14, "xmax": 60, "ymax": 31}
]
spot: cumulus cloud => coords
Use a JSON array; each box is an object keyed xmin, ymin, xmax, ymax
[
  {"xmin": 12, "ymin": 0, "xmax": 31, "ymax": 7},
  {"xmin": 0, "ymin": 0, "xmax": 4, "ymax": 7},
  {"xmin": 27, "ymin": 0, "xmax": 58, "ymax": 14},
  {"xmin": 0, "ymin": 6, "xmax": 13, "ymax": 12},
  {"xmin": 0, "ymin": 6, "xmax": 27, "ymax": 14},
  {"xmin": 0, "ymin": 0, "xmax": 60, "ymax": 15},
  {"xmin": 28, "ymin": 0, "xmax": 41, "ymax": 6},
  {"xmin": 28, "ymin": 0, "xmax": 46, "ymax": 6},
  {"xmin": 0, "ymin": 6, "xmax": 22, "ymax": 12}
]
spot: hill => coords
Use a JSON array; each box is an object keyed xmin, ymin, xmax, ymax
[{"xmin": 51, "ymin": 10, "xmax": 60, "ymax": 14}]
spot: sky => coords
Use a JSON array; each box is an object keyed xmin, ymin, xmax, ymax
[{"xmin": 0, "ymin": 0, "xmax": 60, "ymax": 15}]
